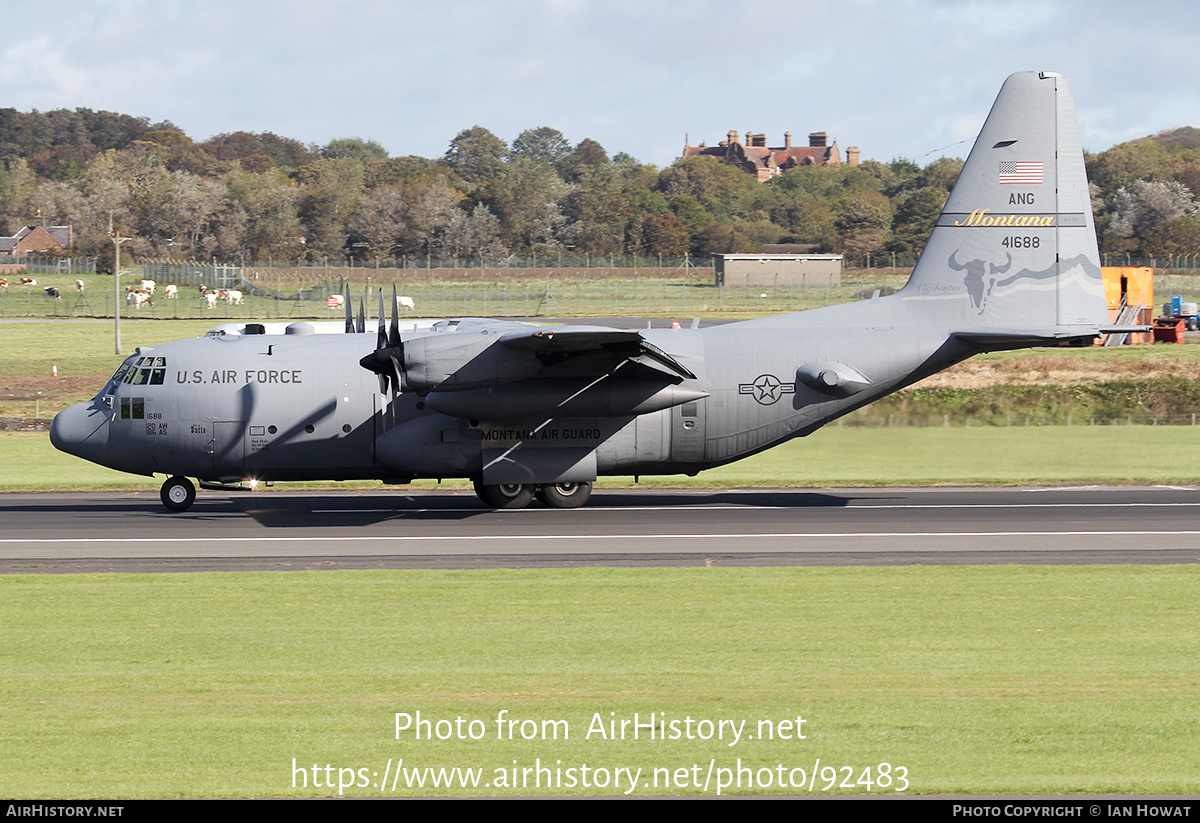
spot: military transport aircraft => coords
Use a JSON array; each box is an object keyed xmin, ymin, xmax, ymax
[{"xmin": 52, "ymin": 72, "xmax": 1128, "ymax": 512}]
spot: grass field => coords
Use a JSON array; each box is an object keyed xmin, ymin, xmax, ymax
[{"xmin": 3, "ymin": 566, "xmax": 1198, "ymax": 797}]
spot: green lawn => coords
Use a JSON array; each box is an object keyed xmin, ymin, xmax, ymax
[{"xmin": 3, "ymin": 566, "xmax": 1197, "ymax": 797}]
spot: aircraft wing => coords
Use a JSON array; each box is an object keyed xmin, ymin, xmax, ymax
[{"xmin": 498, "ymin": 326, "xmax": 697, "ymax": 380}]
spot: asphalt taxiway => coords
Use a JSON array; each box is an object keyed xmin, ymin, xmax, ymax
[{"xmin": 2, "ymin": 485, "xmax": 1198, "ymax": 572}]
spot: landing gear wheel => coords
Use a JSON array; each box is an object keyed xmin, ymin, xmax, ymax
[
  {"xmin": 473, "ymin": 480, "xmax": 535, "ymax": 509},
  {"xmin": 160, "ymin": 476, "xmax": 196, "ymax": 512},
  {"xmin": 535, "ymin": 482, "xmax": 592, "ymax": 509}
]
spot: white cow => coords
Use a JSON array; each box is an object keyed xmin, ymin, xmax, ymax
[
  {"xmin": 398, "ymin": 295, "xmax": 415, "ymax": 310},
  {"xmin": 164, "ymin": 284, "xmax": 178, "ymax": 299},
  {"xmin": 218, "ymin": 289, "xmax": 244, "ymax": 305},
  {"xmin": 204, "ymin": 292, "xmax": 218, "ymax": 310},
  {"xmin": 126, "ymin": 290, "xmax": 153, "ymax": 308},
  {"xmin": 139, "ymin": 279, "xmax": 156, "ymax": 293}
]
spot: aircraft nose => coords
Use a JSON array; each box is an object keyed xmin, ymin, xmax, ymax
[{"xmin": 50, "ymin": 401, "xmax": 110, "ymax": 460}]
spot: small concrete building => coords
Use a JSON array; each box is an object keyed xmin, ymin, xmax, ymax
[{"xmin": 714, "ymin": 253, "xmax": 843, "ymax": 288}]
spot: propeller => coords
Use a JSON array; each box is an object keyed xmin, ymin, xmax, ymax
[
  {"xmin": 343, "ymin": 285, "xmax": 353, "ymax": 333},
  {"xmin": 359, "ymin": 286, "xmax": 405, "ymax": 396}
]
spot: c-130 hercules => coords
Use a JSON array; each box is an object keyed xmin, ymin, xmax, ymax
[{"xmin": 52, "ymin": 72, "xmax": 1129, "ymax": 512}]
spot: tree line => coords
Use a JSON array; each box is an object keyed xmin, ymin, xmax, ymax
[{"xmin": 0, "ymin": 106, "xmax": 1197, "ymax": 269}]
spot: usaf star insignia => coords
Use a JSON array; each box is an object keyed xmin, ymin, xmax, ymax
[{"xmin": 739, "ymin": 374, "xmax": 795, "ymax": 405}]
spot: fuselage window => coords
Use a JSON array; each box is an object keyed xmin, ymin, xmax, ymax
[{"xmin": 120, "ymin": 397, "xmax": 146, "ymax": 419}]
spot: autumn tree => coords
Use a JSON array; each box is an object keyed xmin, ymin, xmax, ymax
[
  {"xmin": 443, "ymin": 126, "xmax": 508, "ymax": 187},
  {"xmin": 511, "ymin": 127, "xmax": 573, "ymax": 178},
  {"xmin": 322, "ymin": 137, "xmax": 388, "ymax": 163},
  {"xmin": 295, "ymin": 157, "xmax": 365, "ymax": 257}
]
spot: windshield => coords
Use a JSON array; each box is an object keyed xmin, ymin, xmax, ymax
[{"xmin": 98, "ymin": 355, "xmax": 166, "ymax": 398}]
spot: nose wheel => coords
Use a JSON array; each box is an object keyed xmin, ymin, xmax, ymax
[{"xmin": 160, "ymin": 476, "xmax": 197, "ymax": 512}]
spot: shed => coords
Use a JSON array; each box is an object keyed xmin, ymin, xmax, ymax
[{"xmin": 714, "ymin": 254, "xmax": 842, "ymax": 288}]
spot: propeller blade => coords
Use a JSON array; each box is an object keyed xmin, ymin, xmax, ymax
[
  {"xmin": 376, "ymin": 289, "xmax": 387, "ymax": 350},
  {"xmin": 388, "ymin": 352, "xmax": 403, "ymax": 398},
  {"xmin": 388, "ymin": 286, "xmax": 401, "ymax": 348},
  {"xmin": 356, "ymin": 297, "xmax": 365, "ymax": 334},
  {"xmin": 343, "ymin": 286, "xmax": 353, "ymax": 333}
]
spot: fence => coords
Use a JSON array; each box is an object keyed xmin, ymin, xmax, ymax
[
  {"xmin": 19, "ymin": 257, "xmax": 97, "ymax": 275},
  {"xmin": 3, "ymin": 258, "xmax": 1199, "ymax": 320}
]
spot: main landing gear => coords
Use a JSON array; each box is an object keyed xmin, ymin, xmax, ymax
[
  {"xmin": 160, "ymin": 475, "xmax": 197, "ymax": 512},
  {"xmin": 473, "ymin": 480, "xmax": 592, "ymax": 510}
]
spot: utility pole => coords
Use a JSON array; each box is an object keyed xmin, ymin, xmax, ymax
[{"xmin": 108, "ymin": 212, "xmax": 130, "ymax": 356}]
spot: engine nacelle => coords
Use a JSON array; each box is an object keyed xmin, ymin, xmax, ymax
[{"xmin": 400, "ymin": 332, "xmax": 542, "ymax": 393}]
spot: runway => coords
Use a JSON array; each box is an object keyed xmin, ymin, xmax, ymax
[{"xmin": 2, "ymin": 485, "xmax": 1199, "ymax": 572}]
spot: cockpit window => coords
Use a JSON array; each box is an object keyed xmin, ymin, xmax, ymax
[{"xmin": 120, "ymin": 357, "xmax": 168, "ymax": 386}]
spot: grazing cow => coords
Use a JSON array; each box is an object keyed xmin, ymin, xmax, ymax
[
  {"xmin": 398, "ymin": 295, "xmax": 415, "ymax": 310},
  {"xmin": 204, "ymin": 291, "xmax": 218, "ymax": 310},
  {"xmin": 126, "ymin": 289, "xmax": 153, "ymax": 308},
  {"xmin": 139, "ymin": 279, "xmax": 156, "ymax": 293},
  {"xmin": 75, "ymin": 279, "xmax": 84, "ymax": 292},
  {"xmin": 20, "ymin": 277, "xmax": 36, "ymax": 286},
  {"xmin": 220, "ymin": 289, "xmax": 243, "ymax": 305},
  {"xmin": 0, "ymin": 279, "xmax": 8, "ymax": 289},
  {"xmin": 164, "ymin": 284, "xmax": 178, "ymax": 299},
  {"xmin": 44, "ymin": 287, "xmax": 61, "ymax": 301}
]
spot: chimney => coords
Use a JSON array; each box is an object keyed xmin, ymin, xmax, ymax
[
  {"xmin": 846, "ymin": 146, "xmax": 861, "ymax": 166},
  {"xmin": 809, "ymin": 131, "xmax": 827, "ymax": 148},
  {"xmin": 784, "ymin": 131, "xmax": 792, "ymax": 149},
  {"xmin": 728, "ymin": 130, "xmax": 740, "ymax": 145}
]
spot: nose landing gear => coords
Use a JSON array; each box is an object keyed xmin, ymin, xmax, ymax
[{"xmin": 160, "ymin": 476, "xmax": 197, "ymax": 512}]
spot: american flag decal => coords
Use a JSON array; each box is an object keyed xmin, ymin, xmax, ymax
[{"xmin": 999, "ymin": 161, "xmax": 1043, "ymax": 185}]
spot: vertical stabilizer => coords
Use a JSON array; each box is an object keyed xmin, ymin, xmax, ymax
[{"xmin": 898, "ymin": 72, "xmax": 1105, "ymax": 333}]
